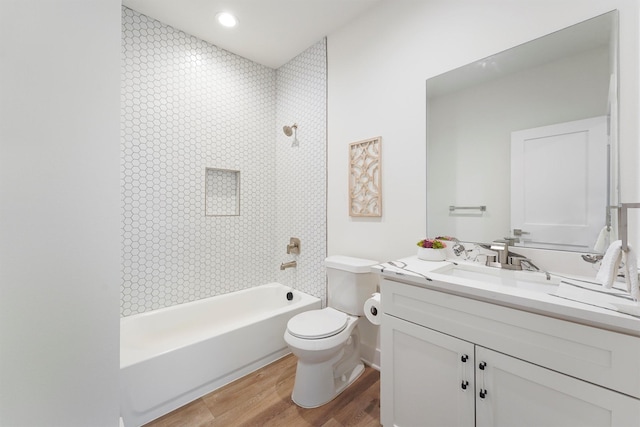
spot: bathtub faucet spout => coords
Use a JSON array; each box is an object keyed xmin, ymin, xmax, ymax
[{"xmin": 280, "ymin": 260, "xmax": 297, "ymax": 270}]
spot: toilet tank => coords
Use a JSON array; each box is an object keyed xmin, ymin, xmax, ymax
[{"xmin": 324, "ymin": 255, "xmax": 379, "ymax": 316}]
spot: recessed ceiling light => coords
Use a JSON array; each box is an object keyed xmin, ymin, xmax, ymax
[{"xmin": 216, "ymin": 12, "xmax": 238, "ymax": 28}]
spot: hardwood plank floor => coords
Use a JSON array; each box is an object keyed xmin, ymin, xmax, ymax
[{"xmin": 144, "ymin": 354, "xmax": 381, "ymax": 427}]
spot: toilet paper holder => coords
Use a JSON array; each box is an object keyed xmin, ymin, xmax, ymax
[{"xmin": 364, "ymin": 292, "xmax": 381, "ymax": 325}]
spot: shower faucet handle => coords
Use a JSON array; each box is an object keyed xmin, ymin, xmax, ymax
[{"xmin": 286, "ymin": 237, "xmax": 301, "ymax": 255}]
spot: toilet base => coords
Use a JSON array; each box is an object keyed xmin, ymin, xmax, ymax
[
  {"xmin": 290, "ymin": 325, "xmax": 364, "ymax": 408},
  {"xmin": 292, "ymin": 359, "xmax": 365, "ymax": 409}
]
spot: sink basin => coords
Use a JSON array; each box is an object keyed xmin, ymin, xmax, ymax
[{"xmin": 431, "ymin": 263, "xmax": 560, "ymax": 293}]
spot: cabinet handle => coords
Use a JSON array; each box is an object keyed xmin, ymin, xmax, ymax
[
  {"xmin": 461, "ymin": 380, "xmax": 469, "ymax": 390},
  {"xmin": 479, "ymin": 361, "xmax": 487, "ymax": 370},
  {"xmin": 461, "ymin": 354, "xmax": 468, "ymax": 362},
  {"xmin": 479, "ymin": 388, "xmax": 488, "ymax": 399}
]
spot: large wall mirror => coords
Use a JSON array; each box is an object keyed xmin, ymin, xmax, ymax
[{"xmin": 426, "ymin": 10, "xmax": 619, "ymax": 252}]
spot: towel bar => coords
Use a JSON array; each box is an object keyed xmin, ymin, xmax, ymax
[
  {"xmin": 449, "ymin": 205, "xmax": 486, "ymax": 213},
  {"xmin": 610, "ymin": 203, "xmax": 640, "ymax": 251}
]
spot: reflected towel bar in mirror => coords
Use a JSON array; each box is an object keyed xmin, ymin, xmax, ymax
[{"xmin": 449, "ymin": 205, "xmax": 487, "ymax": 213}]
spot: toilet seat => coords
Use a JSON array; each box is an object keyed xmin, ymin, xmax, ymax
[{"xmin": 287, "ymin": 308, "xmax": 348, "ymax": 339}]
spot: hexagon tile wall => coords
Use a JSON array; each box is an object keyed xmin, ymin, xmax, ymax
[
  {"xmin": 275, "ymin": 40, "xmax": 327, "ymax": 304},
  {"xmin": 121, "ymin": 7, "xmax": 327, "ymax": 316}
]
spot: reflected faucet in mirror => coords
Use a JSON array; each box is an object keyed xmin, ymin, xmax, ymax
[{"xmin": 452, "ymin": 240, "xmax": 468, "ymax": 258}]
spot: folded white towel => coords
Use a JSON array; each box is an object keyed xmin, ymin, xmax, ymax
[
  {"xmin": 623, "ymin": 245, "xmax": 639, "ymax": 301},
  {"xmin": 596, "ymin": 240, "xmax": 622, "ymax": 289},
  {"xmin": 593, "ymin": 226, "xmax": 609, "ymax": 253}
]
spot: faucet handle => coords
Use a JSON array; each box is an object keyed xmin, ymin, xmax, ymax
[
  {"xmin": 286, "ymin": 237, "xmax": 301, "ymax": 254},
  {"xmin": 490, "ymin": 241, "xmax": 508, "ymax": 251},
  {"xmin": 499, "ymin": 237, "xmax": 519, "ymax": 245}
]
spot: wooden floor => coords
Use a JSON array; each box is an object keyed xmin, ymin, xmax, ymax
[{"xmin": 144, "ymin": 354, "xmax": 381, "ymax": 427}]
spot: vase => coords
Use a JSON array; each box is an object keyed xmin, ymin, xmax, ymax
[{"xmin": 417, "ymin": 247, "xmax": 446, "ymax": 261}]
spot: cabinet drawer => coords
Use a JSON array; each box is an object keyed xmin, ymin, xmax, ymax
[{"xmin": 382, "ymin": 278, "xmax": 640, "ymax": 399}]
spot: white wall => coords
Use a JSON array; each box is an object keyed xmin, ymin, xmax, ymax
[
  {"xmin": 327, "ymin": 0, "xmax": 639, "ymax": 262},
  {"xmin": 0, "ymin": 1, "xmax": 121, "ymax": 426}
]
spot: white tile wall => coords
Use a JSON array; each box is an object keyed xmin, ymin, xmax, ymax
[
  {"xmin": 275, "ymin": 40, "xmax": 328, "ymax": 304},
  {"xmin": 121, "ymin": 7, "xmax": 327, "ymax": 316}
]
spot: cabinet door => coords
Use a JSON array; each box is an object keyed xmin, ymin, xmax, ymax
[
  {"xmin": 381, "ymin": 314, "xmax": 475, "ymax": 427},
  {"xmin": 475, "ymin": 346, "xmax": 640, "ymax": 427}
]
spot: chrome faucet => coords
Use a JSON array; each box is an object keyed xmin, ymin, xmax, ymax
[
  {"xmin": 280, "ymin": 260, "xmax": 297, "ymax": 270},
  {"xmin": 490, "ymin": 240, "xmax": 511, "ymax": 265},
  {"xmin": 477, "ymin": 238, "xmax": 548, "ymax": 277},
  {"xmin": 486, "ymin": 238, "xmax": 523, "ymax": 270}
]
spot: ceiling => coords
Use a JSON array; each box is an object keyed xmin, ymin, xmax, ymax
[{"xmin": 121, "ymin": 0, "xmax": 382, "ymax": 69}]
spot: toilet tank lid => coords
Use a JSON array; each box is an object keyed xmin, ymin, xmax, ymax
[{"xmin": 324, "ymin": 255, "xmax": 379, "ymax": 273}]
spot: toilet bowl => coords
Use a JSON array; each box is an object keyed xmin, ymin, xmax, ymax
[
  {"xmin": 284, "ymin": 307, "xmax": 364, "ymax": 408},
  {"xmin": 284, "ymin": 256, "xmax": 378, "ymax": 408}
]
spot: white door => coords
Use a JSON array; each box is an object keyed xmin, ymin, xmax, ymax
[
  {"xmin": 511, "ymin": 116, "xmax": 607, "ymax": 251},
  {"xmin": 475, "ymin": 346, "xmax": 640, "ymax": 427},
  {"xmin": 381, "ymin": 314, "xmax": 475, "ymax": 427}
]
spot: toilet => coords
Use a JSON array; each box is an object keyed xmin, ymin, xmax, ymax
[{"xmin": 284, "ymin": 255, "xmax": 378, "ymax": 408}]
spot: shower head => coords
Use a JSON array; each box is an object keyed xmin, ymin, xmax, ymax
[{"xmin": 283, "ymin": 123, "xmax": 298, "ymax": 137}]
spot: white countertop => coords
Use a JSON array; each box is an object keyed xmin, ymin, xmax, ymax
[{"xmin": 375, "ymin": 256, "xmax": 640, "ymax": 338}]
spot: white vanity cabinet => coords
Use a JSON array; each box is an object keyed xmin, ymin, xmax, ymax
[{"xmin": 380, "ymin": 277, "xmax": 640, "ymax": 427}]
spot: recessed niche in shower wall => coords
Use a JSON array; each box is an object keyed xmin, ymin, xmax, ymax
[{"xmin": 205, "ymin": 168, "xmax": 240, "ymax": 216}]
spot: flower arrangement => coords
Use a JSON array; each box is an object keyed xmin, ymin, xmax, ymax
[{"xmin": 417, "ymin": 238, "xmax": 447, "ymax": 249}]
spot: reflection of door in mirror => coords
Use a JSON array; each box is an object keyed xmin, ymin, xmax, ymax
[{"xmin": 510, "ymin": 116, "xmax": 607, "ymax": 251}]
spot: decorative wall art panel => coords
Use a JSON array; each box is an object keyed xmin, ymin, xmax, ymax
[{"xmin": 349, "ymin": 137, "xmax": 382, "ymax": 217}]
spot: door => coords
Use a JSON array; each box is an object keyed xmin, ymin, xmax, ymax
[
  {"xmin": 381, "ymin": 314, "xmax": 475, "ymax": 427},
  {"xmin": 475, "ymin": 346, "xmax": 640, "ymax": 427},
  {"xmin": 511, "ymin": 116, "xmax": 607, "ymax": 251}
]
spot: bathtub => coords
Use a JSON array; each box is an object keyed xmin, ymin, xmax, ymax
[{"xmin": 119, "ymin": 283, "xmax": 321, "ymax": 427}]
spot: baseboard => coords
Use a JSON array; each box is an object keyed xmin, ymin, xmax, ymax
[{"xmin": 360, "ymin": 342, "xmax": 380, "ymax": 371}]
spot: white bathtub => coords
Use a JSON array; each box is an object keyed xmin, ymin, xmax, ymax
[{"xmin": 119, "ymin": 283, "xmax": 321, "ymax": 427}]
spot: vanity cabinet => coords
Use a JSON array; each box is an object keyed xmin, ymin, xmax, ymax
[{"xmin": 380, "ymin": 278, "xmax": 640, "ymax": 427}]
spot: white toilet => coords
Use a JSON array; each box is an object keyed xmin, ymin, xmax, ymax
[{"xmin": 284, "ymin": 255, "xmax": 378, "ymax": 408}]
